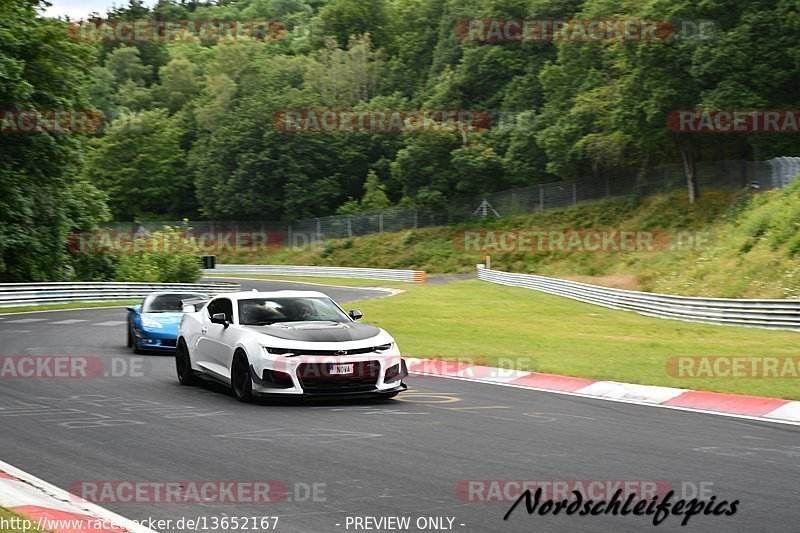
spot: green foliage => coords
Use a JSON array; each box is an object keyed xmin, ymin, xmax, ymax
[
  {"xmin": 0, "ymin": 0, "xmax": 108, "ymax": 281},
  {"xmin": 317, "ymin": 0, "xmax": 390, "ymax": 49},
  {"xmin": 218, "ymin": 187, "xmax": 800, "ymax": 298},
  {"xmin": 85, "ymin": 109, "xmax": 193, "ymax": 219},
  {"xmin": 5, "ymin": 0, "xmax": 800, "ymax": 286},
  {"xmin": 67, "ymin": 0, "xmax": 800, "ymax": 224},
  {"xmin": 734, "ymin": 181, "xmax": 800, "ymax": 252},
  {"xmin": 112, "ymin": 226, "xmax": 201, "ymax": 283},
  {"xmin": 337, "ymin": 171, "xmax": 392, "ymax": 214}
]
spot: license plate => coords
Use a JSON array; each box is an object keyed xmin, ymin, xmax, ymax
[{"xmin": 329, "ymin": 363, "xmax": 354, "ymax": 375}]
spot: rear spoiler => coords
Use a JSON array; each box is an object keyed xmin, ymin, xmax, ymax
[{"xmin": 181, "ymin": 296, "xmax": 210, "ymax": 313}]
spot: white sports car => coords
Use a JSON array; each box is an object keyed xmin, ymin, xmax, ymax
[{"xmin": 176, "ymin": 290, "xmax": 408, "ymax": 401}]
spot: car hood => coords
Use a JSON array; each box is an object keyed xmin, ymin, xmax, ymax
[
  {"xmin": 141, "ymin": 312, "xmax": 184, "ymax": 325},
  {"xmin": 243, "ymin": 321, "xmax": 381, "ymax": 342}
]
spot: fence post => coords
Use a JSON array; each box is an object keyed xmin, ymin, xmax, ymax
[
  {"xmin": 539, "ymin": 185, "xmax": 544, "ymax": 211},
  {"xmin": 316, "ymin": 218, "xmax": 321, "ymax": 242},
  {"xmin": 572, "ymin": 182, "xmax": 577, "ymax": 206},
  {"xmin": 379, "ymin": 212, "xmax": 384, "ymax": 233},
  {"xmin": 287, "ymin": 223, "xmax": 292, "ymax": 247},
  {"xmin": 347, "ymin": 216, "xmax": 352, "ymax": 238},
  {"xmin": 413, "ymin": 209, "xmax": 418, "ymax": 229},
  {"xmin": 605, "ymin": 175, "xmax": 610, "ymax": 198}
]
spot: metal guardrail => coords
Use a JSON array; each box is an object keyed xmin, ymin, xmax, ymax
[
  {"xmin": 204, "ymin": 264, "xmax": 426, "ymax": 283},
  {"xmin": 477, "ymin": 267, "xmax": 800, "ymax": 331},
  {"xmin": 0, "ymin": 282, "xmax": 241, "ymax": 308}
]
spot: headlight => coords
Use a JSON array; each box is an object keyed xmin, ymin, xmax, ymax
[
  {"xmin": 141, "ymin": 316, "xmax": 163, "ymax": 329},
  {"xmin": 263, "ymin": 346, "xmax": 297, "ymax": 356}
]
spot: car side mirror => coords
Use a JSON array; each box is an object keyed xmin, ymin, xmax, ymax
[
  {"xmin": 349, "ymin": 309, "xmax": 363, "ymax": 320},
  {"xmin": 211, "ymin": 313, "xmax": 229, "ymax": 327}
]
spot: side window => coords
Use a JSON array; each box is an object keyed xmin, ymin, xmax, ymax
[{"xmin": 207, "ymin": 298, "xmax": 233, "ymax": 321}]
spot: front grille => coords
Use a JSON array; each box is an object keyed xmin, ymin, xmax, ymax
[
  {"xmin": 160, "ymin": 339, "xmax": 177, "ymax": 347},
  {"xmin": 268, "ymin": 345, "xmax": 390, "ymax": 356},
  {"xmin": 297, "ymin": 361, "xmax": 380, "ymax": 393}
]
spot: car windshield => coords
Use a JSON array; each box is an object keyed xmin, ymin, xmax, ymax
[
  {"xmin": 238, "ymin": 297, "xmax": 349, "ymax": 325},
  {"xmin": 142, "ymin": 293, "xmax": 205, "ymax": 313}
]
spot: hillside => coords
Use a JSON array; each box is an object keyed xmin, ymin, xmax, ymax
[{"xmin": 219, "ymin": 183, "xmax": 800, "ymax": 299}]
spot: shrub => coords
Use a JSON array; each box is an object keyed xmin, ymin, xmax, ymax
[{"xmin": 112, "ymin": 225, "xmax": 201, "ymax": 283}]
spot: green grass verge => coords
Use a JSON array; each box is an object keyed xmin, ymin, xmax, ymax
[
  {"xmin": 215, "ymin": 185, "xmax": 800, "ymax": 298},
  {"xmin": 0, "ymin": 301, "xmax": 139, "ymax": 315},
  {"xmin": 0, "ymin": 507, "xmax": 46, "ymax": 533},
  {"xmin": 348, "ymin": 279, "xmax": 800, "ymax": 400}
]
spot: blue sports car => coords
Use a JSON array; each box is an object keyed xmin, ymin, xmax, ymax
[{"xmin": 127, "ymin": 292, "xmax": 209, "ymax": 353}]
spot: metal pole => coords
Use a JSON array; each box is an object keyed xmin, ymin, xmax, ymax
[
  {"xmin": 379, "ymin": 212, "xmax": 384, "ymax": 233},
  {"xmin": 572, "ymin": 182, "xmax": 577, "ymax": 206}
]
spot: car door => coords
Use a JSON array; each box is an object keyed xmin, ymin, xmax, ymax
[{"xmin": 194, "ymin": 297, "xmax": 236, "ymax": 380}]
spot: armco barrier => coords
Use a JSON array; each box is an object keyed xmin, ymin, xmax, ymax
[
  {"xmin": 0, "ymin": 282, "xmax": 241, "ymax": 308},
  {"xmin": 205, "ymin": 264, "xmax": 426, "ymax": 283},
  {"xmin": 477, "ymin": 267, "xmax": 800, "ymax": 331}
]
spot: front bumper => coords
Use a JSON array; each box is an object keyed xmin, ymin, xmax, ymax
[
  {"xmin": 133, "ymin": 329, "xmax": 178, "ymax": 351},
  {"xmin": 263, "ymin": 382, "xmax": 408, "ymax": 400},
  {"xmin": 249, "ymin": 355, "xmax": 408, "ymax": 396}
]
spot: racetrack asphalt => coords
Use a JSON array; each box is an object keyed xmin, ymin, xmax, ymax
[{"xmin": 0, "ymin": 279, "xmax": 797, "ymax": 533}]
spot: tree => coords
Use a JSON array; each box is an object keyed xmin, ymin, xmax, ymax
[
  {"xmin": 303, "ymin": 35, "xmax": 384, "ymax": 106},
  {"xmin": 85, "ymin": 109, "xmax": 193, "ymax": 219},
  {"xmin": 105, "ymin": 47, "xmax": 153, "ymax": 85},
  {"xmin": 154, "ymin": 56, "xmax": 203, "ymax": 113},
  {"xmin": 337, "ymin": 171, "xmax": 392, "ymax": 213},
  {"xmin": 317, "ymin": 0, "xmax": 390, "ymax": 49},
  {"xmin": 0, "ymin": 0, "xmax": 108, "ymax": 281}
]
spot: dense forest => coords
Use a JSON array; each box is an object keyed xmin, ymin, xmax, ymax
[{"xmin": 1, "ymin": 0, "xmax": 799, "ymax": 280}]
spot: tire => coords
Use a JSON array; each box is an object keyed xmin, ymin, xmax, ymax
[
  {"xmin": 132, "ymin": 333, "xmax": 144, "ymax": 354},
  {"xmin": 126, "ymin": 324, "xmax": 133, "ymax": 348},
  {"xmin": 231, "ymin": 351, "xmax": 254, "ymax": 402},
  {"xmin": 175, "ymin": 340, "xmax": 197, "ymax": 386}
]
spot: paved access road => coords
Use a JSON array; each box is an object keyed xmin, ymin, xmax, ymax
[{"xmin": 0, "ymin": 279, "xmax": 796, "ymax": 533}]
